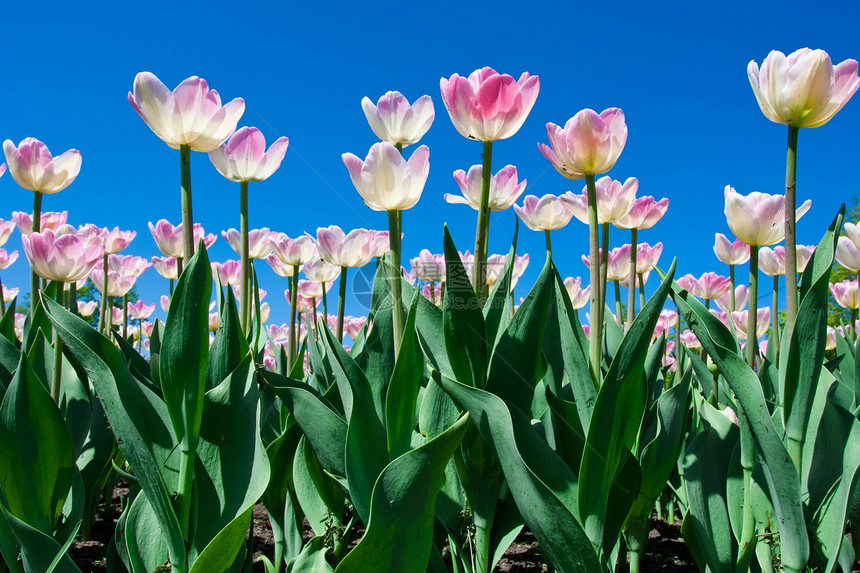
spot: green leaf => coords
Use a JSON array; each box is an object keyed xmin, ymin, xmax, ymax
[
  {"xmin": 436, "ymin": 371, "xmax": 601, "ymax": 572},
  {"xmin": 293, "ymin": 437, "xmax": 345, "ymax": 537},
  {"xmin": 206, "ymin": 287, "xmax": 249, "ymax": 391},
  {"xmin": 188, "ymin": 506, "xmax": 254, "ymax": 573},
  {"xmin": 483, "ymin": 220, "xmax": 518, "ymax": 349},
  {"xmin": 291, "ymin": 537, "xmax": 333, "ymax": 573},
  {"xmin": 333, "ymin": 414, "xmax": 469, "ymax": 573},
  {"xmin": 0, "ymin": 297, "xmax": 18, "ymax": 345},
  {"xmin": 0, "ymin": 505, "xmax": 81, "ymax": 573},
  {"xmin": 160, "ymin": 242, "xmax": 212, "ymax": 452},
  {"xmin": 442, "ymin": 226, "xmax": 487, "ymax": 388},
  {"xmin": 385, "ymin": 294, "xmax": 422, "ymax": 459},
  {"xmin": 0, "ymin": 351, "xmax": 75, "ymax": 534}
]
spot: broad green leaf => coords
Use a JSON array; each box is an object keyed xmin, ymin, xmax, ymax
[
  {"xmin": 483, "ymin": 221, "xmax": 518, "ymax": 349},
  {"xmin": 384, "ymin": 293, "xmax": 422, "ymax": 459},
  {"xmin": 0, "ymin": 297, "xmax": 18, "ymax": 345},
  {"xmin": 291, "ymin": 537, "xmax": 333, "ymax": 573},
  {"xmin": 293, "ymin": 437, "xmax": 344, "ymax": 537},
  {"xmin": 160, "ymin": 242, "xmax": 212, "ymax": 452},
  {"xmin": 0, "ymin": 351, "xmax": 75, "ymax": 534},
  {"xmin": 188, "ymin": 506, "xmax": 254, "ymax": 573},
  {"xmin": 334, "ymin": 414, "xmax": 469, "ymax": 573},
  {"xmin": 0, "ymin": 505, "xmax": 81, "ymax": 573},
  {"xmin": 414, "ymin": 288, "xmax": 454, "ymax": 380},
  {"xmin": 124, "ymin": 493, "xmax": 170, "ymax": 572},
  {"xmin": 206, "ymin": 287, "xmax": 249, "ymax": 391}
]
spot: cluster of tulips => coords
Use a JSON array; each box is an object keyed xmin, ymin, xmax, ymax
[{"xmin": 0, "ymin": 46, "xmax": 858, "ymax": 573}]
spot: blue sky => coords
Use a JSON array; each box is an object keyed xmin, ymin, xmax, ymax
[{"xmin": 1, "ymin": 0, "xmax": 858, "ymax": 325}]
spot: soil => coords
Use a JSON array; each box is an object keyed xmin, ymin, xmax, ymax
[{"xmin": 68, "ymin": 487, "xmax": 699, "ymax": 572}]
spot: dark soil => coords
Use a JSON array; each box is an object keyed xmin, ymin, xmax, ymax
[{"xmin": 69, "ymin": 487, "xmax": 699, "ymax": 572}]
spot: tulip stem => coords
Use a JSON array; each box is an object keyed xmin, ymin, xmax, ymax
[
  {"xmin": 628, "ymin": 228, "xmax": 637, "ymax": 328},
  {"xmin": 772, "ymin": 275, "xmax": 780, "ymax": 365},
  {"xmin": 98, "ymin": 253, "xmax": 108, "ymax": 333},
  {"xmin": 337, "ymin": 266, "xmax": 348, "ymax": 342},
  {"xmin": 322, "ymin": 283, "xmax": 328, "ymax": 328},
  {"xmin": 614, "ymin": 280, "xmax": 623, "ymax": 327},
  {"xmin": 30, "ymin": 192, "xmax": 43, "ymax": 303},
  {"xmin": 176, "ymin": 447, "xmax": 195, "ymax": 547},
  {"xmin": 638, "ymin": 273, "xmax": 646, "ymax": 309},
  {"xmin": 388, "ymin": 209, "xmax": 403, "ymax": 357},
  {"xmin": 239, "ymin": 181, "xmax": 251, "ymax": 332},
  {"xmin": 180, "ymin": 144, "xmax": 194, "ymax": 270},
  {"xmin": 730, "ymin": 264, "xmax": 736, "ymax": 312},
  {"xmin": 0, "ymin": 274, "xmax": 5, "ymax": 317},
  {"xmin": 473, "ymin": 140, "xmax": 493, "ymax": 302},
  {"xmin": 738, "ymin": 410, "xmax": 757, "ymax": 568},
  {"xmin": 289, "ymin": 265, "xmax": 299, "ymax": 367},
  {"xmin": 545, "ymin": 230, "xmax": 552, "ymax": 256},
  {"xmin": 123, "ymin": 293, "xmax": 129, "ymax": 340},
  {"xmin": 51, "ymin": 283, "xmax": 64, "ymax": 404},
  {"xmin": 169, "ymin": 277, "xmax": 175, "ymax": 298},
  {"xmin": 69, "ymin": 281, "xmax": 78, "ymax": 315},
  {"xmin": 746, "ymin": 246, "xmax": 759, "ymax": 369},
  {"xmin": 600, "ymin": 223, "xmax": 610, "ymax": 331},
  {"xmin": 852, "ymin": 306, "xmax": 858, "ymax": 344},
  {"xmin": 585, "ymin": 174, "xmax": 601, "ymax": 388},
  {"xmin": 784, "ymin": 126, "xmax": 799, "ymax": 337}
]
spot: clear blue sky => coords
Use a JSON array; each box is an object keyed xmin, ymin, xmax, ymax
[{"xmin": 1, "ymin": 0, "xmax": 858, "ymax": 325}]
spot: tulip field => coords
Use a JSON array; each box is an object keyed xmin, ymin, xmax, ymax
[{"xmin": 0, "ymin": 47, "xmax": 859, "ymax": 573}]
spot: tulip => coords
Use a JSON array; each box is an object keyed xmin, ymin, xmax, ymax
[
  {"xmin": 826, "ymin": 326, "xmax": 838, "ymax": 351},
  {"xmin": 439, "ymin": 67, "xmax": 539, "ymax": 142},
  {"xmin": 160, "ymin": 295, "xmax": 171, "ymax": 313},
  {"xmin": 563, "ymin": 277, "xmax": 590, "ymax": 310},
  {"xmin": 446, "ymin": 164, "xmax": 527, "ymax": 211},
  {"xmin": 403, "ymin": 268, "xmax": 417, "ymax": 286},
  {"xmin": 759, "ymin": 246, "xmax": 786, "ymax": 277},
  {"xmin": 222, "ymin": 228, "xmax": 273, "ymax": 259},
  {"xmin": 266, "ymin": 253, "xmax": 295, "ymax": 278},
  {"xmin": 422, "ymin": 283, "xmax": 443, "ymax": 306},
  {"xmin": 716, "ymin": 285, "xmax": 749, "ymax": 313},
  {"xmin": 342, "ymin": 142, "xmax": 429, "ymax": 212},
  {"xmin": 271, "ymin": 233, "xmax": 318, "ymax": 364},
  {"xmin": 212, "ymin": 260, "xmax": 242, "ymax": 286},
  {"xmin": 731, "ymin": 308, "xmax": 772, "ymax": 340},
  {"xmin": 12, "ymin": 211, "xmax": 68, "ymax": 236},
  {"xmin": 2, "ymin": 286, "xmax": 18, "ymax": 305},
  {"xmin": 149, "ymin": 220, "xmax": 216, "ymax": 260},
  {"xmin": 268, "ymin": 324, "xmax": 290, "ymax": 342},
  {"xmin": 370, "ymin": 231, "xmax": 391, "ymax": 258},
  {"xmin": 103, "ymin": 227, "xmax": 136, "ymax": 255},
  {"xmin": 513, "ymin": 194, "xmax": 574, "ymax": 235},
  {"xmin": 315, "ymin": 226, "xmax": 377, "ymax": 268},
  {"xmin": 411, "ymin": 249, "xmax": 446, "ymax": 283},
  {"xmin": 346, "ymin": 316, "xmax": 367, "ymax": 340},
  {"xmin": 152, "ymin": 256, "xmax": 179, "ymax": 280},
  {"xmin": 714, "ymin": 233, "xmax": 752, "ymax": 266},
  {"xmin": 724, "ymin": 186, "xmax": 811, "ymax": 248},
  {"xmin": 77, "ymin": 300, "xmax": 98, "ymax": 317},
  {"xmin": 562, "ymin": 176, "xmax": 638, "ymax": 225},
  {"xmin": 837, "ymin": 236, "xmax": 860, "ymax": 273},
  {"xmin": 0, "ymin": 249, "xmax": 18, "ymax": 271},
  {"xmin": 128, "ymin": 300, "xmax": 156, "ymax": 321},
  {"xmin": 362, "ymin": 91, "xmax": 435, "ymax": 147},
  {"xmin": 303, "ymin": 258, "xmax": 341, "ymax": 284},
  {"xmin": 22, "ymin": 229, "xmax": 101, "ymax": 284},
  {"xmin": 0, "ymin": 220, "xmax": 15, "ymax": 247},
  {"xmin": 692, "ymin": 272, "xmax": 731, "ymax": 302},
  {"xmin": 680, "ymin": 330, "xmax": 701, "ymax": 350},
  {"xmin": 831, "ymin": 279, "xmax": 860, "ymax": 310}
]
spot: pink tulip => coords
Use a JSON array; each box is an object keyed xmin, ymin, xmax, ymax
[
  {"xmin": 582, "ymin": 245, "xmax": 631, "ymax": 282},
  {"xmin": 692, "ymin": 272, "xmax": 732, "ymax": 300},
  {"xmin": 284, "ymin": 290, "xmax": 318, "ymax": 313},
  {"xmin": 2, "ymin": 138, "xmax": 82, "ymax": 194},
  {"xmin": 141, "ymin": 321, "xmax": 154, "ymax": 338},
  {"xmin": 654, "ymin": 309, "xmax": 678, "ymax": 339},
  {"xmin": 149, "ymin": 220, "xmax": 217, "ymax": 258},
  {"xmin": 563, "ymin": 277, "xmax": 590, "ymax": 310},
  {"xmin": 222, "ymin": 227, "xmax": 272, "ymax": 259},
  {"xmin": 677, "ymin": 274, "xmax": 698, "ymax": 293},
  {"xmin": 342, "ymin": 143, "xmax": 429, "ymax": 211},
  {"xmin": 680, "ymin": 330, "xmax": 701, "ymax": 350},
  {"xmin": 209, "ymin": 127, "xmax": 289, "ymax": 182},
  {"xmin": 22, "ymin": 229, "xmax": 101, "ymax": 283},
  {"xmin": 2, "ymin": 286, "xmax": 18, "ymax": 304},
  {"xmin": 422, "ymin": 283, "xmax": 443, "ymax": 305},
  {"xmin": 402, "ymin": 268, "xmax": 417, "ymax": 286},
  {"xmin": 724, "ymin": 185, "xmax": 811, "ymax": 246},
  {"xmin": 267, "ymin": 324, "xmax": 290, "ymax": 342},
  {"xmin": 843, "ymin": 222, "xmax": 860, "ymax": 249},
  {"xmin": 110, "ymin": 307, "xmax": 125, "ymax": 327},
  {"xmin": 713, "ymin": 233, "xmax": 751, "ymax": 266},
  {"xmin": 13, "ymin": 211, "xmax": 68, "ymax": 236},
  {"xmin": 151, "ymin": 256, "xmax": 179, "ymax": 280},
  {"xmin": 446, "ymin": 165, "xmax": 526, "ymax": 211},
  {"xmin": 266, "ymin": 253, "xmax": 296, "ymax": 277},
  {"xmin": 758, "ymin": 246, "xmax": 786, "ymax": 276},
  {"xmin": 270, "ymin": 233, "xmax": 318, "ymax": 267},
  {"xmin": 0, "ymin": 249, "xmax": 18, "ymax": 270},
  {"xmin": 107, "ymin": 254, "xmax": 151, "ymax": 278},
  {"xmin": 748, "ymin": 48, "xmax": 859, "ymax": 128},
  {"xmin": 538, "ymin": 108, "xmax": 627, "ymax": 180},
  {"xmin": 439, "ymin": 67, "xmax": 539, "ymax": 141},
  {"xmin": 0, "ymin": 220, "xmax": 15, "ymax": 247},
  {"xmin": 796, "ymin": 245, "xmax": 815, "ymax": 273},
  {"xmin": 212, "ymin": 260, "xmax": 242, "ymax": 286},
  {"xmin": 77, "ymin": 300, "xmax": 98, "ymax": 317},
  {"xmin": 129, "ymin": 72, "xmax": 245, "ymax": 152},
  {"xmin": 208, "ymin": 312, "xmax": 220, "ymax": 332},
  {"xmin": 621, "ymin": 270, "xmax": 650, "ymax": 290},
  {"xmin": 127, "ymin": 301, "xmax": 156, "ymax": 321},
  {"xmin": 89, "ymin": 269, "xmax": 138, "ymax": 297},
  {"xmin": 614, "ymin": 196, "xmax": 669, "ymax": 230},
  {"xmin": 826, "ymin": 326, "xmax": 838, "ymax": 351},
  {"xmin": 410, "ymin": 249, "xmax": 445, "ymax": 283},
  {"xmin": 302, "ymin": 258, "xmax": 341, "ymax": 284},
  {"xmin": 710, "ymin": 308, "xmax": 731, "ymax": 329},
  {"xmin": 635, "ymin": 242, "xmax": 663, "ymax": 274},
  {"xmin": 345, "ymin": 316, "xmax": 367, "ymax": 339},
  {"xmin": 160, "ymin": 295, "xmax": 171, "ymax": 313},
  {"xmin": 716, "ymin": 285, "xmax": 749, "ymax": 313},
  {"xmin": 298, "ymin": 279, "xmax": 325, "ymax": 300},
  {"xmin": 731, "ymin": 308, "xmax": 772, "ymax": 339},
  {"xmin": 514, "ymin": 194, "xmax": 575, "ymax": 231},
  {"xmin": 837, "ymin": 235, "xmax": 860, "ymax": 272},
  {"xmin": 371, "ymin": 231, "xmax": 391, "ymax": 258},
  {"xmin": 103, "ymin": 227, "xmax": 136, "ymax": 254},
  {"xmin": 362, "ymin": 91, "xmax": 435, "ymax": 146},
  {"xmin": 562, "ymin": 176, "xmax": 638, "ymax": 224},
  {"xmin": 314, "ymin": 226, "xmax": 376, "ymax": 268},
  {"xmin": 232, "ymin": 286, "xmax": 267, "ymax": 304},
  {"xmin": 484, "ymin": 253, "xmax": 528, "ymax": 288},
  {"xmin": 830, "ymin": 280, "xmax": 859, "ymax": 310}
]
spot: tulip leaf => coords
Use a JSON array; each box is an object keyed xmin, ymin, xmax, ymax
[
  {"xmin": 294, "ymin": 436, "xmax": 345, "ymax": 536},
  {"xmin": 0, "ymin": 505, "xmax": 81, "ymax": 573},
  {"xmin": 385, "ymin": 293, "xmax": 422, "ymax": 459},
  {"xmin": 578, "ymin": 260, "xmax": 675, "ymax": 551},
  {"xmin": 442, "ymin": 226, "xmax": 487, "ymax": 388},
  {"xmin": 436, "ymin": 371, "xmax": 601, "ymax": 572},
  {"xmin": 291, "ymin": 537, "xmax": 333, "ymax": 573},
  {"xmin": 124, "ymin": 493, "xmax": 170, "ymax": 572},
  {"xmin": 0, "ymin": 350, "xmax": 75, "ymax": 535},
  {"xmin": 0, "ymin": 332, "xmax": 19, "ymax": 389},
  {"xmin": 160, "ymin": 242, "xmax": 212, "ymax": 452},
  {"xmin": 0, "ymin": 297, "xmax": 18, "ymax": 345},
  {"xmin": 672, "ymin": 284, "xmax": 810, "ymax": 571},
  {"xmin": 188, "ymin": 505, "xmax": 254, "ymax": 573},
  {"xmin": 333, "ymin": 414, "xmax": 469, "ymax": 573},
  {"xmin": 415, "ymin": 287, "xmax": 455, "ymax": 380},
  {"xmin": 206, "ymin": 287, "xmax": 249, "ymax": 391},
  {"xmin": 483, "ymin": 220, "xmax": 518, "ymax": 349}
]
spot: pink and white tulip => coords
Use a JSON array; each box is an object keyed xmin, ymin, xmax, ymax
[
  {"xmin": 538, "ymin": 108, "xmax": 627, "ymax": 179},
  {"xmin": 2, "ymin": 138, "xmax": 82, "ymax": 194},
  {"xmin": 127, "ymin": 301, "xmax": 156, "ymax": 321},
  {"xmin": 446, "ymin": 165, "xmax": 526, "ymax": 211},
  {"xmin": 562, "ymin": 176, "xmax": 638, "ymax": 224},
  {"xmin": 342, "ymin": 143, "xmax": 429, "ymax": 211},
  {"xmin": 831, "ymin": 280, "xmax": 860, "ymax": 310},
  {"xmin": 582, "ymin": 245, "xmax": 632, "ymax": 282},
  {"xmin": 362, "ymin": 91, "xmax": 435, "ymax": 147},
  {"xmin": 13, "ymin": 211, "xmax": 68, "ymax": 236},
  {"xmin": 837, "ymin": 235, "xmax": 860, "ymax": 272},
  {"xmin": 731, "ymin": 308, "xmax": 772, "ymax": 339},
  {"xmin": 0, "ymin": 220, "xmax": 15, "ymax": 247},
  {"xmin": 635, "ymin": 242, "xmax": 663, "ymax": 273},
  {"xmin": 149, "ymin": 220, "xmax": 216, "ymax": 258},
  {"xmin": 222, "ymin": 227, "xmax": 273, "ymax": 259},
  {"xmin": 563, "ymin": 277, "xmax": 590, "ymax": 309},
  {"xmin": 103, "ymin": 227, "xmax": 136, "ymax": 254},
  {"xmin": 614, "ymin": 196, "xmax": 669, "ymax": 230},
  {"xmin": 22, "ymin": 230, "xmax": 102, "ymax": 283},
  {"xmin": 724, "ymin": 185, "xmax": 811, "ymax": 246},
  {"xmin": 315, "ymin": 226, "xmax": 377, "ymax": 268},
  {"xmin": 716, "ymin": 285, "xmax": 749, "ymax": 313},
  {"xmin": 0, "ymin": 249, "xmax": 18, "ymax": 270},
  {"xmin": 270, "ymin": 234, "xmax": 318, "ymax": 267},
  {"xmin": 151, "ymin": 256, "xmax": 179, "ymax": 280},
  {"xmin": 514, "ymin": 194, "xmax": 575, "ymax": 231},
  {"xmin": 77, "ymin": 300, "xmax": 98, "ymax": 317},
  {"xmin": 209, "ymin": 127, "xmax": 288, "ymax": 182},
  {"xmin": 212, "ymin": 260, "xmax": 242, "ymax": 286},
  {"xmin": 303, "ymin": 258, "xmax": 341, "ymax": 284},
  {"xmin": 714, "ymin": 233, "xmax": 751, "ymax": 266},
  {"xmin": 410, "ymin": 249, "xmax": 445, "ymax": 283}
]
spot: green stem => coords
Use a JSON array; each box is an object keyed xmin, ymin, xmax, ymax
[
  {"xmin": 322, "ymin": 282, "xmax": 328, "ymax": 325},
  {"xmin": 545, "ymin": 229, "xmax": 552, "ymax": 257},
  {"xmin": 388, "ymin": 209, "xmax": 403, "ymax": 357},
  {"xmin": 852, "ymin": 307, "xmax": 858, "ymax": 344},
  {"xmin": 289, "ymin": 266, "xmax": 299, "ymax": 367},
  {"xmin": 638, "ymin": 272, "xmax": 646, "ymax": 309},
  {"xmin": 239, "ymin": 181, "xmax": 251, "ymax": 332},
  {"xmin": 69, "ymin": 281, "xmax": 78, "ymax": 315},
  {"xmin": 123, "ymin": 293, "xmax": 129, "ymax": 340},
  {"xmin": 473, "ymin": 140, "xmax": 493, "ymax": 301},
  {"xmin": 746, "ymin": 247, "xmax": 759, "ymax": 369},
  {"xmin": 0, "ymin": 274, "xmax": 6, "ymax": 317},
  {"xmin": 625, "ymin": 513, "xmax": 650, "ymax": 573},
  {"xmin": 772, "ymin": 275, "xmax": 780, "ymax": 366},
  {"xmin": 98, "ymin": 253, "xmax": 108, "ymax": 333},
  {"xmin": 628, "ymin": 228, "xmax": 637, "ymax": 328},
  {"xmin": 30, "ymin": 192, "xmax": 43, "ymax": 303},
  {"xmin": 585, "ymin": 174, "xmax": 601, "ymax": 389},
  {"xmin": 311, "ymin": 299, "xmax": 318, "ymax": 339},
  {"xmin": 600, "ymin": 223, "xmax": 609, "ymax": 332},
  {"xmin": 730, "ymin": 264, "xmax": 736, "ymax": 312},
  {"xmin": 336, "ymin": 266, "xmax": 347, "ymax": 342},
  {"xmin": 169, "ymin": 277, "xmax": 175, "ymax": 298},
  {"xmin": 784, "ymin": 125, "xmax": 799, "ymax": 336},
  {"xmin": 180, "ymin": 144, "xmax": 194, "ymax": 267},
  {"xmin": 614, "ymin": 280, "xmax": 623, "ymax": 327},
  {"xmin": 51, "ymin": 281, "xmax": 64, "ymax": 404},
  {"xmin": 176, "ymin": 448, "xmax": 195, "ymax": 546},
  {"xmin": 738, "ymin": 412, "xmax": 758, "ymax": 568}
]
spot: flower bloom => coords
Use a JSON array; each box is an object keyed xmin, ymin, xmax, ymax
[
  {"xmin": 830, "ymin": 279, "xmax": 860, "ymax": 310},
  {"xmin": 0, "ymin": 220, "xmax": 14, "ymax": 247},
  {"xmin": 759, "ymin": 246, "xmax": 786, "ymax": 276},
  {"xmin": 635, "ymin": 242, "xmax": 663, "ymax": 273},
  {"xmin": 160, "ymin": 295, "xmax": 171, "ymax": 313},
  {"xmin": 411, "ymin": 249, "xmax": 445, "ymax": 283},
  {"xmin": 209, "ymin": 127, "xmax": 288, "ymax": 182},
  {"xmin": 77, "ymin": 300, "xmax": 98, "ymax": 317},
  {"xmin": 484, "ymin": 253, "xmax": 529, "ymax": 288},
  {"xmin": 362, "ymin": 91, "xmax": 435, "ymax": 146},
  {"xmin": 3, "ymin": 138, "xmax": 82, "ymax": 194},
  {"xmin": 128, "ymin": 72, "xmax": 245, "ymax": 151},
  {"xmin": 266, "ymin": 254, "xmax": 295, "ymax": 277},
  {"xmin": 108, "ymin": 255, "xmax": 151, "ymax": 278},
  {"xmin": 582, "ymin": 245, "xmax": 632, "ymax": 282},
  {"xmin": 837, "ymin": 235, "xmax": 860, "ymax": 272},
  {"xmin": 439, "ymin": 67, "xmax": 539, "ymax": 141},
  {"xmin": 680, "ymin": 330, "xmax": 701, "ymax": 350},
  {"xmin": 270, "ymin": 233, "xmax": 318, "ymax": 267},
  {"xmin": 422, "ymin": 283, "xmax": 443, "ymax": 305},
  {"xmin": 2, "ymin": 286, "xmax": 19, "ymax": 304},
  {"xmin": 222, "ymin": 227, "xmax": 272, "ymax": 259},
  {"xmin": 151, "ymin": 256, "xmax": 179, "ymax": 280},
  {"xmin": 0, "ymin": 249, "xmax": 19, "ymax": 270},
  {"xmin": 747, "ymin": 48, "xmax": 859, "ymax": 128},
  {"xmin": 514, "ymin": 194, "xmax": 575, "ymax": 231},
  {"xmin": 101, "ymin": 227, "xmax": 136, "ymax": 254},
  {"xmin": 714, "ymin": 233, "xmax": 751, "ymax": 265},
  {"xmin": 127, "ymin": 301, "xmax": 156, "ymax": 321},
  {"xmin": 22, "ymin": 229, "xmax": 102, "ymax": 283},
  {"xmin": 654, "ymin": 309, "xmax": 678, "ymax": 339},
  {"xmin": 614, "ymin": 196, "xmax": 669, "ymax": 230},
  {"xmin": 302, "ymin": 258, "xmax": 340, "ymax": 284},
  {"xmin": 315, "ymin": 226, "xmax": 376, "ymax": 268},
  {"xmin": 402, "ymin": 268, "xmax": 417, "ymax": 285},
  {"xmin": 446, "ymin": 164, "xmax": 526, "ymax": 211},
  {"xmin": 731, "ymin": 308, "xmax": 772, "ymax": 339},
  {"xmin": 826, "ymin": 326, "xmax": 838, "ymax": 351},
  {"xmin": 538, "ymin": 108, "xmax": 627, "ymax": 180},
  {"xmin": 563, "ymin": 277, "xmax": 590, "ymax": 309},
  {"xmin": 297, "ymin": 279, "xmax": 327, "ymax": 300},
  {"xmin": 149, "ymin": 220, "xmax": 217, "ymax": 258},
  {"xmin": 212, "ymin": 260, "xmax": 242, "ymax": 286},
  {"xmin": 13, "ymin": 211, "xmax": 68, "ymax": 236},
  {"xmin": 724, "ymin": 185, "xmax": 811, "ymax": 246},
  {"xmin": 371, "ymin": 231, "xmax": 392, "ymax": 258},
  {"xmin": 345, "ymin": 316, "xmax": 367, "ymax": 339},
  {"xmin": 562, "ymin": 176, "xmax": 638, "ymax": 224},
  {"xmin": 691, "ymin": 272, "xmax": 731, "ymax": 300},
  {"xmin": 716, "ymin": 285, "xmax": 749, "ymax": 313},
  {"xmin": 342, "ymin": 142, "xmax": 429, "ymax": 211}
]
